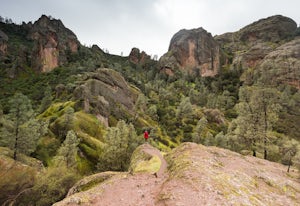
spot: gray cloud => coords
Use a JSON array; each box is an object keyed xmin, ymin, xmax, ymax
[{"xmin": 0, "ymin": 0, "xmax": 299, "ymax": 57}]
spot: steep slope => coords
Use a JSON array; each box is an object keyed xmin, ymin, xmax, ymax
[
  {"xmin": 159, "ymin": 27, "xmax": 221, "ymax": 77},
  {"xmin": 0, "ymin": 15, "xmax": 80, "ymax": 75},
  {"xmin": 159, "ymin": 15, "xmax": 298, "ymax": 79},
  {"xmin": 54, "ymin": 143, "xmax": 300, "ymax": 206},
  {"xmin": 73, "ymin": 68, "xmax": 140, "ymax": 126},
  {"xmin": 215, "ymin": 15, "xmax": 297, "ymax": 71},
  {"xmin": 29, "ymin": 15, "xmax": 80, "ymax": 72},
  {"xmin": 0, "ymin": 147, "xmax": 42, "ymax": 205}
]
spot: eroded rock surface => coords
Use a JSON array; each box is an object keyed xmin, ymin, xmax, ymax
[
  {"xmin": 54, "ymin": 143, "xmax": 300, "ymax": 206},
  {"xmin": 159, "ymin": 28, "xmax": 221, "ymax": 77}
]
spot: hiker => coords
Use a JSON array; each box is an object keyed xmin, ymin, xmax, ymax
[{"xmin": 144, "ymin": 130, "xmax": 149, "ymax": 141}]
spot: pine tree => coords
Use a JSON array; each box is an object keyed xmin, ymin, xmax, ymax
[
  {"xmin": 234, "ymin": 86, "xmax": 281, "ymax": 158},
  {"xmin": 53, "ymin": 130, "xmax": 80, "ymax": 168},
  {"xmin": 176, "ymin": 97, "xmax": 193, "ymax": 119},
  {"xmin": 39, "ymin": 85, "xmax": 53, "ymax": 113},
  {"xmin": 281, "ymin": 139, "xmax": 300, "ymax": 173},
  {"xmin": 133, "ymin": 94, "xmax": 148, "ymax": 121},
  {"xmin": 192, "ymin": 117, "xmax": 208, "ymax": 144},
  {"xmin": 0, "ymin": 93, "xmax": 47, "ymax": 160},
  {"xmin": 1, "ymin": 93, "xmax": 33, "ymax": 159},
  {"xmin": 97, "ymin": 120, "xmax": 142, "ymax": 171}
]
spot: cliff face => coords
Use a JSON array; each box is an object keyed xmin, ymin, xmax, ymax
[
  {"xmin": 160, "ymin": 15, "xmax": 298, "ymax": 81},
  {"xmin": 216, "ymin": 15, "xmax": 297, "ymax": 70},
  {"xmin": 54, "ymin": 143, "xmax": 300, "ymax": 205},
  {"xmin": 159, "ymin": 28, "xmax": 221, "ymax": 77},
  {"xmin": 29, "ymin": 15, "xmax": 79, "ymax": 72},
  {"xmin": 0, "ymin": 15, "xmax": 80, "ymax": 74},
  {"xmin": 129, "ymin": 47, "xmax": 151, "ymax": 65},
  {"xmin": 73, "ymin": 68, "xmax": 139, "ymax": 126}
]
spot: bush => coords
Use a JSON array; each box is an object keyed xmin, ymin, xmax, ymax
[{"xmin": 16, "ymin": 166, "xmax": 80, "ymax": 206}]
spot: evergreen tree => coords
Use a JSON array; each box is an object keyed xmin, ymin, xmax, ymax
[
  {"xmin": 281, "ymin": 139, "xmax": 300, "ymax": 172},
  {"xmin": 147, "ymin": 105, "xmax": 158, "ymax": 121},
  {"xmin": 39, "ymin": 85, "xmax": 53, "ymax": 113},
  {"xmin": 176, "ymin": 97, "xmax": 193, "ymax": 119},
  {"xmin": 53, "ymin": 130, "xmax": 80, "ymax": 168},
  {"xmin": 0, "ymin": 93, "xmax": 45, "ymax": 160},
  {"xmin": 204, "ymin": 131, "xmax": 214, "ymax": 146},
  {"xmin": 215, "ymin": 131, "xmax": 227, "ymax": 148},
  {"xmin": 192, "ymin": 117, "xmax": 208, "ymax": 144},
  {"xmin": 97, "ymin": 120, "xmax": 142, "ymax": 171},
  {"xmin": 234, "ymin": 86, "xmax": 281, "ymax": 158},
  {"xmin": 133, "ymin": 94, "xmax": 148, "ymax": 121}
]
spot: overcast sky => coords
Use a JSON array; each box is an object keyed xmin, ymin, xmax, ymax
[{"xmin": 1, "ymin": 0, "xmax": 299, "ymax": 57}]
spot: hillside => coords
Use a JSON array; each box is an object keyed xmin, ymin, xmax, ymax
[
  {"xmin": 55, "ymin": 143, "xmax": 300, "ymax": 205},
  {"xmin": 0, "ymin": 14, "xmax": 299, "ymax": 205}
]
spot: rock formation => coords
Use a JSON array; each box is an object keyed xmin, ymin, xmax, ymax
[
  {"xmin": 159, "ymin": 28, "xmax": 221, "ymax": 77},
  {"xmin": 0, "ymin": 15, "xmax": 80, "ymax": 74},
  {"xmin": 73, "ymin": 68, "xmax": 139, "ymax": 126},
  {"xmin": 160, "ymin": 15, "xmax": 298, "ymax": 80},
  {"xmin": 258, "ymin": 37, "xmax": 300, "ymax": 88},
  {"xmin": 216, "ymin": 15, "xmax": 298, "ymax": 70},
  {"xmin": 54, "ymin": 143, "xmax": 300, "ymax": 205},
  {"xmin": 0, "ymin": 30, "xmax": 8, "ymax": 55},
  {"xmin": 129, "ymin": 47, "xmax": 151, "ymax": 65},
  {"xmin": 29, "ymin": 15, "xmax": 79, "ymax": 72}
]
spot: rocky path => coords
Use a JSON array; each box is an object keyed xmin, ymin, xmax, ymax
[
  {"xmin": 140, "ymin": 143, "xmax": 168, "ymax": 177},
  {"xmin": 55, "ymin": 143, "xmax": 300, "ymax": 206}
]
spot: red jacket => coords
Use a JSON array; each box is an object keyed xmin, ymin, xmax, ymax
[{"xmin": 144, "ymin": 131, "xmax": 149, "ymax": 139}]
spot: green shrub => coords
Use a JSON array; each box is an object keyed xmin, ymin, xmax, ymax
[{"xmin": 16, "ymin": 166, "xmax": 80, "ymax": 206}]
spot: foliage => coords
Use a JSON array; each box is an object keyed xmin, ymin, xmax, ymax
[
  {"xmin": 97, "ymin": 120, "xmax": 143, "ymax": 171},
  {"xmin": 16, "ymin": 166, "xmax": 80, "ymax": 206},
  {"xmin": 52, "ymin": 130, "xmax": 80, "ymax": 168},
  {"xmin": 0, "ymin": 93, "xmax": 48, "ymax": 160},
  {"xmin": 231, "ymin": 86, "xmax": 281, "ymax": 158}
]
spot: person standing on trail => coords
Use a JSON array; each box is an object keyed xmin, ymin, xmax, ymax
[{"xmin": 144, "ymin": 130, "xmax": 149, "ymax": 141}]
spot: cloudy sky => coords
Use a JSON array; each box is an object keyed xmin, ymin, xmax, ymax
[{"xmin": 1, "ymin": 0, "xmax": 299, "ymax": 57}]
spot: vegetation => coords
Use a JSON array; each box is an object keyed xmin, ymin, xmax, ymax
[
  {"xmin": 0, "ymin": 16, "xmax": 299, "ymax": 205},
  {"xmin": 97, "ymin": 120, "xmax": 143, "ymax": 171}
]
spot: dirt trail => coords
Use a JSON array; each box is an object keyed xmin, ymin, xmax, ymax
[
  {"xmin": 85, "ymin": 143, "xmax": 169, "ymax": 206},
  {"xmin": 140, "ymin": 143, "xmax": 168, "ymax": 177}
]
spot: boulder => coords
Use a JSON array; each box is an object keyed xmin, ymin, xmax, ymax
[{"xmin": 73, "ymin": 68, "xmax": 139, "ymax": 125}]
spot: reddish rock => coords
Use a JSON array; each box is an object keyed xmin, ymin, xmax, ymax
[
  {"xmin": 159, "ymin": 27, "xmax": 221, "ymax": 77},
  {"xmin": 30, "ymin": 15, "xmax": 80, "ymax": 72},
  {"xmin": 0, "ymin": 30, "xmax": 8, "ymax": 55},
  {"xmin": 54, "ymin": 143, "xmax": 300, "ymax": 206},
  {"xmin": 129, "ymin": 47, "xmax": 151, "ymax": 65}
]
